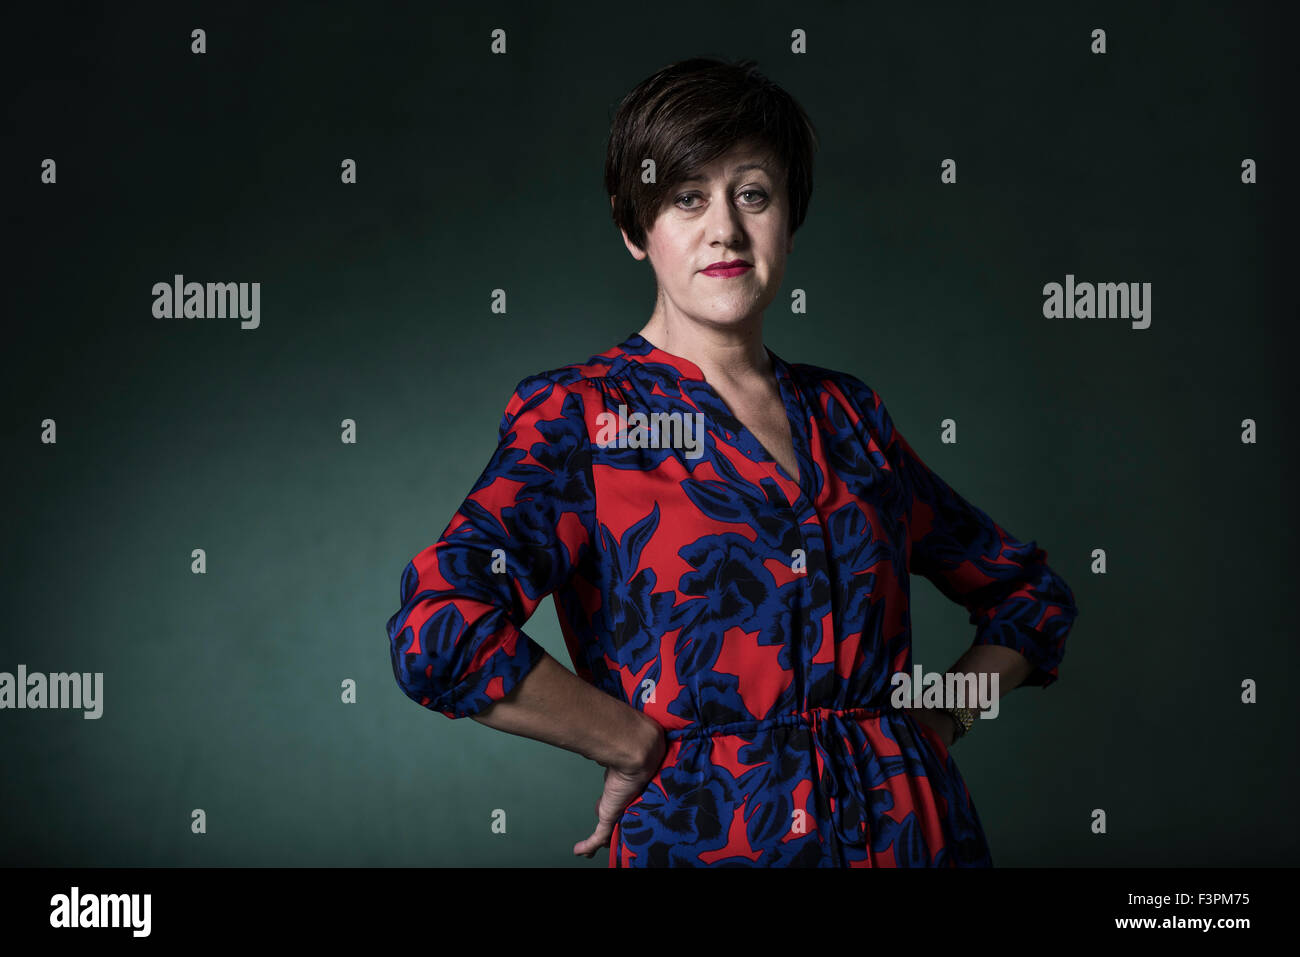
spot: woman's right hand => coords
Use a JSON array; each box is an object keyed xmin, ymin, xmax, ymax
[{"xmin": 573, "ymin": 717, "xmax": 666, "ymax": 859}]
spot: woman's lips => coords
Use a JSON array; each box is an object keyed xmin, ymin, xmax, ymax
[{"xmin": 701, "ymin": 263, "xmax": 753, "ymax": 277}]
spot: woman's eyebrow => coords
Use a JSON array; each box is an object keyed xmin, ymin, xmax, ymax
[{"xmin": 678, "ymin": 162, "xmax": 772, "ymax": 183}]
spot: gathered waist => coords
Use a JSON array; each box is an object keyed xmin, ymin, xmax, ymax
[
  {"xmin": 662, "ymin": 704, "xmax": 901, "ymax": 741},
  {"xmin": 658, "ymin": 705, "xmax": 914, "ymax": 851}
]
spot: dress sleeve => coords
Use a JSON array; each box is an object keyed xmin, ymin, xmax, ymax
[
  {"xmin": 386, "ymin": 375, "xmax": 596, "ymax": 718},
  {"xmin": 863, "ymin": 381, "xmax": 1079, "ymax": 689}
]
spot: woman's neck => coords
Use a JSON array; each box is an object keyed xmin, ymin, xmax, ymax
[{"xmin": 637, "ymin": 315, "xmax": 772, "ymax": 388}]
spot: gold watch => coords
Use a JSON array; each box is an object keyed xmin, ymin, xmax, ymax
[{"xmin": 940, "ymin": 706, "xmax": 975, "ymax": 740}]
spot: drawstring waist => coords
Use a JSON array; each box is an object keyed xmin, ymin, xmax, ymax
[
  {"xmin": 661, "ymin": 705, "xmax": 895, "ymax": 741},
  {"xmin": 662, "ymin": 705, "xmax": 903, "ymax": 850}
]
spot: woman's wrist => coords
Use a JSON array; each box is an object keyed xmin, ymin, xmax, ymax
[
  {"xmin": 916, "ymin": 706, "xmax": 959, "ymax": 747},
  {"xmin": 936, "ymin": 708, "xmax": 959, "ymax": 746},
  {"xmin": 610, "ymin": 711, "xmax": 665, "ymax": 775}
]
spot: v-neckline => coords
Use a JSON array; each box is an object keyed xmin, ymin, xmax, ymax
[
  {"xmin": 618, "ymin": 331, "xmax": 813, "ymax": 505},
  {"xmin": 708, "ymin": 379, "xmax": 802, "ymax": 489}
]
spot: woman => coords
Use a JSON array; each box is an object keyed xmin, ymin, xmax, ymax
[{"xmin": 386, "ymin": 57, "xmax": 1079, "ymax": 866}]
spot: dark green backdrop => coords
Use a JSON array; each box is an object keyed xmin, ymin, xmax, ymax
[{"xmin": 3, "ymin": 0, "xmax": 1294, "ymax": 866}]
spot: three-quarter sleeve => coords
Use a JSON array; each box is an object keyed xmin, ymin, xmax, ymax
[
  {"xmin": 863, "ymin": 381, "xmax": 1079, "ymax": 688},
  {"xmin": 386, "ymin": 375, "xmax": 596, "ymax": 718}
]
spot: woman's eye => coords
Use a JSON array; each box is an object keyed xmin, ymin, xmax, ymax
[{"xmin": 676, "ymin": 190, "xmax": 768, "ymax": 209}]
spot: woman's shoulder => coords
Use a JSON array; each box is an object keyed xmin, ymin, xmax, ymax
[
  {"xmin": 497, "ymin": 344, "xmax": 630, "ymax": 434},
  {"xmin": 511, "ymin": 335, "xmax": 640, "ymax": 394},
  {"xmin": 786, "ymin": 358, "xmax": 886, "ymax": 410},
  {"xmin": 781, "ymin": 358, "xmax": 902, "ymax": 450}
]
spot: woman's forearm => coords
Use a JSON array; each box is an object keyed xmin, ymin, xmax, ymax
[
  {"xmin": 945, "ymin": 644, "xmax": 1034, "ymax": 705},
  {"xmin": 470, "ymin": 651, "xmax": 663, "ymax": 774},
  {"xmin": 915, "ymin": 646, "xmax": 1036, "ymax": 745}
]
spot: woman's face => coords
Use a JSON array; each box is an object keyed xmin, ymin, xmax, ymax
[{"xmin": 619, "ymin": 139, "xmax": 793, "ymax": 332}]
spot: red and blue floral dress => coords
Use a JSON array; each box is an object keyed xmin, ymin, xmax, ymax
[{"xmin": 387, "ymin": 331, "xmax": 1079, "ymax": 866}]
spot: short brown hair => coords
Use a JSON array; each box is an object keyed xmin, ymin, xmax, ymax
[{"xmin": 604, "ymin": 57, "xmax": 819, "ymax": 252}]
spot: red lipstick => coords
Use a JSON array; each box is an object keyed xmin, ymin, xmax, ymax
[{"xmin": 701, "ymin": 260, "xmax": 753, "ymax": 277}]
